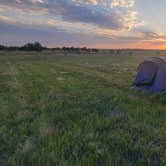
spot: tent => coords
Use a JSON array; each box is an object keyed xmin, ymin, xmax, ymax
[{"xmin": 132, "ymin": 57, "xmax": 166, "ymax": 93}]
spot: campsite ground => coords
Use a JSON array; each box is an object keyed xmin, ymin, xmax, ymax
[{"xmin": 0, "ymin": 51, "xmax": 165, "ymax": 165}]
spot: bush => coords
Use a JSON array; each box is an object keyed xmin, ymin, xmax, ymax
[{"xmin": 21, "ymin": 42, "xmax": 43, "ymax": 51}]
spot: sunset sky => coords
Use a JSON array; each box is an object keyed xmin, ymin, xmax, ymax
[{"xmin": 0, "ymin": 0, "xmax": 166, "ymax": 49}]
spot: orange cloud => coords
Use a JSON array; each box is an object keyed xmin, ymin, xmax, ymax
[{"xmin": 0, "ymin": 15, "xmax": 17, "ymax": 24}]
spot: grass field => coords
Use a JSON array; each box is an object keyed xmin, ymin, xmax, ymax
[{"xmin": 0, "ymin": 51, "xmax": 165, "ymax": 165}]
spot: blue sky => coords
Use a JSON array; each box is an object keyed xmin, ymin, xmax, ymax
[{"xmin": 0, "ymin": 0, "xmax": 166, "ymax": 49}]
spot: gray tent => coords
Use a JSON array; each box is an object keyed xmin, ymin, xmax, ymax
[{"xmin": 133, "ymin": 57, "xmax": 166, "ymax": 92}]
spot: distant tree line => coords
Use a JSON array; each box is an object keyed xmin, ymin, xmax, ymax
[
  {"xmin": 0, "ymin": 42, "xmax": 45, "ymax": 51},
  {"xmin": 0, "ymin": 42, "xmax": 98, "ymax": 52},
  {"xmin": 57, "ymin": 47, "xmax": 98, "ymax": 53}
]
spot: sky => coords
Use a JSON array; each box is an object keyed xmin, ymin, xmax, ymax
[{"xmin": 0, "ymin": 0, "xmax": 166, "ymax": 49}]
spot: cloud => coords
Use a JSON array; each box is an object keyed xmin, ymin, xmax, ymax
[
  {"xmin": 43, "ymin": 0, "xmax": 125, "ymax": 30},
  {"xmin": 0, "ymin": 13, "xmax": 116, "ymax": 38},
  {"xmin": 140, "ymin": 32, "xmax": 166, "ymax": 44},
  {"xmin": 31, "ymin": 0, "xmax": 45, "ymax": 3},
  {"xmin": 0, "ymin": 15, "xmax": 17, "ymax": 24},
  {"xmin": 72, "ymin": 0, "xmax": 98, "ymax": 5},
  {"xmin": 0, "ymin": 0, "xmax": 147, "ymax": 48},
  {"xmin": 114, "ymin": 31, "xmax": 166, "ymax": 46},
  {"xmin": 0, "ymin": 0, "xmax": 139, "ymax": 32},
  {"xmin": 111, "ymin": 0, "xmax": 135, "ymax": 8},
  {"xmin": 0, "ymin": 16, "xmax": 165, "ymax": 49}
]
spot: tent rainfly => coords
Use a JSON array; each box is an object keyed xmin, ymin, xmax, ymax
[{"xmin": 132, "ymin": 57, "xmax": 166, "ymax": 93}]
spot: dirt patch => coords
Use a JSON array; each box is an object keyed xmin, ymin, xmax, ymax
[
  {"xmin": 22, "ymin": 138, "xmax": 33, "ymax": 154},
  {"xmin": 56, "ymin": 77, "xmax": 65, "ymax": 80}
]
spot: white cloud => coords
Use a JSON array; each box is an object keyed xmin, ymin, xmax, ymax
[
  {"xmin": 72, "ymin": 0, "xmax": 98, "ymax": 5},
  {"xmin": 31, "ymin": 0, "xmax": 44, "ymax": 4},
  {"xmin": 111, "ymin": 0, "xmax": 135, "ymax": 8}
]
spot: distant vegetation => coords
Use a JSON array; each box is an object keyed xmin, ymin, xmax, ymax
[
  {"xmin": 0, "ymin": 42, "xmax": 45, "ymax": 51},
  {"xmin": 0, "ymin": 42, "xmax": 98, "ymax": 52},
  {"xmin": 1, "ymin": 43, "xmax": 165, "ymax": 56}
]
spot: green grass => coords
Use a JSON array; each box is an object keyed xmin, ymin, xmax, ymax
[{"xmin": 0, "ymin": 51, "xmax": 165, "ymax": 165}]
